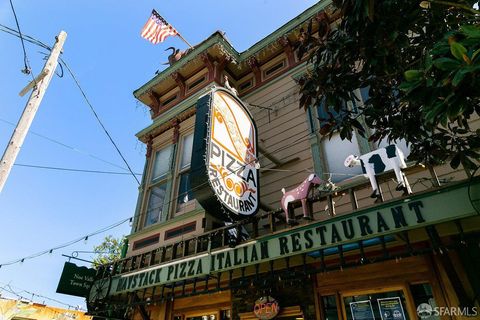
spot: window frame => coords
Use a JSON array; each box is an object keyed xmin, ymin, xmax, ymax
[
  {"xmin": 142, "ymin": 144, "xmax": 174, "ymax": 228},
  {"xmin": 309, "ymin": 89, "xmax": 372, "ymax": 183},
  {"xmin": 140, "ymin": 129, "xmax": 198, "ymax": 229},
  {"xmin": 173, "ymin": 132, "xmax": 197, "ymax": 217}
]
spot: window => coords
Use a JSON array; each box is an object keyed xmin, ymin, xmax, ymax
[
  {"xmin": 322, "ymin": 133, "xmax": 363, "ymax": 183},
  {"xmin": 316, "ymin": 97, "xmax": 354, "ymax": 130},
  {"xmin": 343, "ymin": 290, "xmax": 410, "ymax": 320},
  {"xmin": 321, "ymin": 295, "xmax": 340, "ymax": 320},
  {"xmin": 317, "ymin": 102, "xmax": 344, "ymax": 129},
  {"xmin": 141, "ymin": 131, "xmax": 196, "ymax": 229},
  {"xmin": 175, "ymin": 133, "xmax": 195, "ymax": 215},
  {"xmin": 316, "ymin": 97, "xmax": 363, "ymax": 183},
  {"xmin": 263, "ymin": 59, "xmax": 286, "ymax": 78},
  {"xmin": 356, "ymin": 86, "xmax": 411, "ymax": 158},
  {"xmin": 410, "ymin": 283, "xmax": 440, "ymax": 319},
  {"xmin": 144, "ymin": 145, "xmax": 173, "ymax": 227}
]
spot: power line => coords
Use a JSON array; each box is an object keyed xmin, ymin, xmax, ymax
[
  {"xmin": 0, "ymin": 217, "xmax": 131, "ymax": 267},
  {"xmin": 0, "ymin": 23, "xmax": 51, "ymax": 51},
  {"xmin": 59, "ymin": 58, "xmax": 141, "ymax": 185},
  {"xmin": 0, "ymin": 23, "xmax": 324, "ymax": 265},
  {"xmin": 8, "ymin": 0, "xmax": 31, "ymax": 75},
  {"xmin": 0, "ymin": 24, "xmax": 141, "ymax": 185},
  {"xmin": 0, "ymin": 117, "xmax": 133, "ymax": 172},
  {"xmin": 0, "ymin": 128, "xmax": 314, "ymax": 268},
  {"xmin": 14, "ymin": 163, "xmax": 142, "ymax": 176}
]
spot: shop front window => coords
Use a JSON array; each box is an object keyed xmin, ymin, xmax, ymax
[
  {"xmin": 343, "ymin": 290, "xmax": 409, "ymax": 320},
  {"xmin": 322, "ymin": 295, "xmax": 340, "ymax": 320},
  {"xmin": 410, "ymin": 283, "xmax": 440, "ymax": 320}
]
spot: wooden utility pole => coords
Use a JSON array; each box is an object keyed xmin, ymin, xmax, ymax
[{"xmin": 0, "ymin": 31, "xmax": 67, "ymax": 193}]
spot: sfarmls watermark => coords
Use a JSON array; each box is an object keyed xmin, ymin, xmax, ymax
[{"xmin": 417, "ymin": 303, "xmax": 478, "ymax": 318}]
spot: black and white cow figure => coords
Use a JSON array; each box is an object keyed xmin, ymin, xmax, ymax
[{"xmin": 344, "ymin": 145, "xmax": 411, "ymax": 201}]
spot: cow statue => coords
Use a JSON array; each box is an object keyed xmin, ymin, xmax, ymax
[
  {"xmin": 281, "ymin": 173, "xmax": 324, "ymax": 225},
  {"xmin": 344, "ymin": 144, "xmax": 411, "ymax": 201}
]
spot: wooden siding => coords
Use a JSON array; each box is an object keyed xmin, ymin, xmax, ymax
[{"xmin": 244, "ymin": 75, "xmax": 314, "ymax": 210}]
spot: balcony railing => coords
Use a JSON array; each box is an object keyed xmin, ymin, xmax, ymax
[{"xmin": 94, "ymin": 164, "xmax": 472, "ymax": 279}]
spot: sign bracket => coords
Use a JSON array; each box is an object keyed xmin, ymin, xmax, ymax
[{"xmin": 61, "ymin": 254, "xmax": 97, "ymax": 265}]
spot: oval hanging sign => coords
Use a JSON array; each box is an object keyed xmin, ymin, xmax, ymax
[
  {"xmin": 191, "ymin": 88, "xmax": 259, "ymax": 221},
  {"xmin": 253, "ymin": 296, "xmax": 280, "ymax": 320}
]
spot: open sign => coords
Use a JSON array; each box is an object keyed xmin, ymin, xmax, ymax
[{"xmin": 253, "ymin": 296, "xmax": 280, "ymax": 320}]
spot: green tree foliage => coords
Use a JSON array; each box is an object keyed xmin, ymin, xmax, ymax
[
  {"xmin": 92, "ymin": 235, "xmax": 125, "ymax": 267},
  {"xmin": 298, "ymin": 0, "xmax": 480, "ymax": 173}
]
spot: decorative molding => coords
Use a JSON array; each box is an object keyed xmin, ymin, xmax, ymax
[
  {"xmin": 171, "ymin": 118, "xmax": 180, "ymax": 144},
  {"xmin": 133, "ymin": 2, "xmax": 333, "ymax": 99},
  {"xmin": 278, "ymin": 36, "xmax": 295, "ymax": 66},
  {"xmin": 164, "ymin": 221, "xmax": 197, "ymax": 240},
  {"xmin": 315, "ymin": 10, "xmax": 331, "ymax": 41},
  {"xmin": 146, "ymin": 135, "xmax": 154, "ymax": 158},
  {"xmin": 146, "ymin": 90, "xmax": 162, "ymax": 118},
  {"xmin": 132, "ymin": 233, "xmax": 160, "ymax": 251},
  {"xmin": 200, "ymin": 52, "xmax": 215, "ymax": 81},
  {"xmin": 214, "ymin": 55, "xmax": 231, "ymax": 83},
  {"xmin": 247, "ymin": 56, "xmax": 262, "ymax": 86},
  {"xmin": 171, "ymin": 72, "xmax": 186, "ymax": 98}
]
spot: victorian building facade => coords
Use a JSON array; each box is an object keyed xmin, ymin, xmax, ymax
[{"xmin": 86, "ymin": 1, "xmax": 480, "ymax": 319}]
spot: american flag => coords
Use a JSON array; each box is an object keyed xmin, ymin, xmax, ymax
[{"xmin": 141, "ymin": 10, "xmax": 178, "ymax": 44}]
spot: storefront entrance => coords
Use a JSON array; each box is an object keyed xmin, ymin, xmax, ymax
[
  {"xmin": 172, "ymin": 291, "xmax": 231, "ymax": 320},
  {"xmin": 316, "ymin": 256, "xmax": 444, "ymax": 320}
]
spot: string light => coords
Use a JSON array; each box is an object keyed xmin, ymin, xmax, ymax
[{"xmin": 0, "ymin": 217, "xmax": 130, "ymax": 267}]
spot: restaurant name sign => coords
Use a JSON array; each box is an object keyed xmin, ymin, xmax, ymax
[
  {"xmin": 191, "ymin": 88, "xmax": 259, "ymax": 221},
  {"xmin": 102, "ymin": 182, "xmax": 478, "ymax": 297}
]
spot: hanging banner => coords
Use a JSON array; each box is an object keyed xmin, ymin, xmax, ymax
[
  {"xmin": 56, "ymin": 262, "xmax": 96, "ymax": 297},
  {"xmin": 191, "ymin": 88, "xmax": 259, "ymax": 221}
]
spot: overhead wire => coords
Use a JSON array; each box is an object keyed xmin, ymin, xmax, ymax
[
  {"xmin": 0, "ymin": 117, "xmax": 134, "ymax": 173},
  {"xmin": 0, "ymin": 23, "xmax": 140, "ymax": 185},
  {"xmin": 8, "ymin": 0, "xmax": 32, "ymax": 75},
  {"xmin": 0, "ymin": 283, "xmax": 86, "ymax": 311},
  {"xmin": 59, "ymin": 58, "xmax": 141, "ymax": 185},
  {"xmin": 13, "ymin": 163, "xmax": 142, "ymax": 176},
  {"xmin": 0, "ymin": 23, "xmax": 342, "ymax": 269},
  {"xmin": 0, "ymin": 217, "xmax": 131, "ymax": 267},
  {"xmin": 0, "ymin": 23, "xmax": 51, "ymax": 51}
]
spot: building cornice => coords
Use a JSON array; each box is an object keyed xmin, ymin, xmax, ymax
[
  {"xmin": 133, "ymin": 0, "xmax": 332, "ymax": 101},
  {"xmin": 133, "ymin": 33, "xmax": 237, "ymax": 100},
  {"xmin": 135, "ymin": 83, "xmax": 217, "ymax": 141}
]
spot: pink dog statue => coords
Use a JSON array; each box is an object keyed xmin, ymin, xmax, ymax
[{"xmin": 281, "ymin": 173, "xmax": 324, "ymax": 225}]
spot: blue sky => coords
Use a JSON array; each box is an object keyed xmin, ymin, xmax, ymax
[{"xmin": 0, "ymin": 0, "xmax": 318, "ymax": 310}]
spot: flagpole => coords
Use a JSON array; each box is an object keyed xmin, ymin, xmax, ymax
[{"xmin": 176, "ymin": 33, "xmax": 193, "ymax": 49}]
